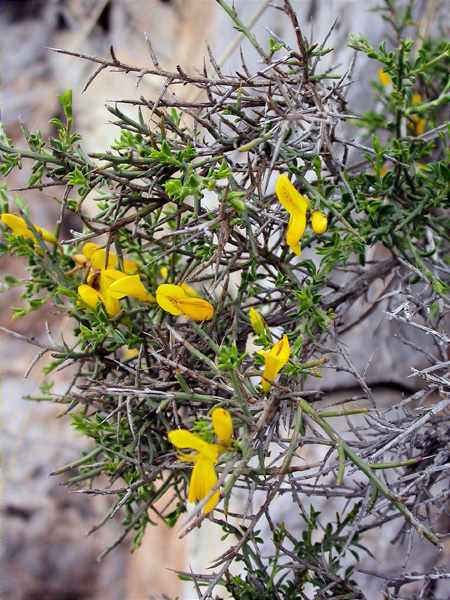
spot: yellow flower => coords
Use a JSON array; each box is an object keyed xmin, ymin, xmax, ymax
[
  {"xmin": 311, "ymin": 211, "xmax": 328, "ymax": 234},
  {"xmin": 412, "ymin": 115, "xmax": 426, "ymax": 136},
  {"xmin": 168, "ymin": 408, "xmax": 233, "ymax": 514},
  {"xmin": 123, "ymin": 347, "xmax": 139, "ymax": 360},
  {"xmin": 159, "ymin": 266, "xmax": 169, "ymax": 280},
  {"xmin": 249, "ymin": 307, "xmax": 265, "ymax": 336},
  {"xmin": 78, "ymin": 269, "xmax": 154, "ymax": 317},
  {"xmin": 275, "ymin": 174, "xmax": 309, "ymax": 256},
  {"xmin": 211, "ymin": 407, "xmax": 233, "ymax": 447},
  {"xmin": 156, "ymin": 283, "xmax": 214, "ymax": 321},
  {"xmin": 259, "ymin": 334, "xmax": 290, "ymax": 393},
  {"xmin": 1, "ymin": 213, "xmax": 57, "ymax": 244},
  {"xmin": 410, "ymin": 93, "xmax": 426, "ymax": 136},
  {"xmin": 81, "ymin": 242, "xmax": 138, "ymax": 274},
  {"xmin": 377, "ymin": 68, "xmax": 392, "ymax": 88}
]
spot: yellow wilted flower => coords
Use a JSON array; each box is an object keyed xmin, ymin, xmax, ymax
[
  {"xmin": 377, "ymin": 68, "xmax": 392, "ymax": 88},
  {"xmin": 156, "ymin": 283, "xmax": 214, "ymax": 321},
  {"xmin": 1, "ymin": 213, "xmax": 57, "ymax": 244},
  {"xmin": 78, "ymin": 269, "xmax": 154, "ymax": 317},
  {"xmin": 275, "ymin": 174, "xmax": 309, "ymax": 255},
  {"xmin": 249, "ymin": 307, "xmax": 265, "ymax": 336},
  {"xmin": 311, "ymin": 211, "xmax": 328, "ymax": 234},
  {"xmin": 259, "ymin": 334, "xmax": 290, "ymax": 393},
  {"xmin": 168, "ymin": 408, "xmax": 234, "ymax": 514},
  {"xmin": 81, "ymin": 242, "xmax": 138, "ymax": 275}
]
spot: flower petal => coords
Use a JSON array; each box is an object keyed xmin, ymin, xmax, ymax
[
  {"xmin": 1, "ymin": 214, "xmax": 33, "ymax": 239},
  {"xmin": 311, "ymin": 211, "xmax": 328, "ymax": 234},
  {"xmin": 122, "ymin": 258, "xmax": 139, "ymax": 275},
  {"xmin": 90, "ymin": 248, "xmax": 118, "ymax": 270},
  {"xmin": 249, "ymin": 307, "xmax": 265, "ymax": 336},
  {"xmin": 78, "ymin": 284, "xmax": 102, "ymax": 310},
  {"xmin": 168, "ymin": 429, "xmax": 220, "ymax": 462},
  {"xmin": 275, "ymin": 174, "xmax": 309, "ymax": 214},
  {"xmin": 377, "ymin": 68, "xmax": 392, "ymax": 88},
  {"xmin": 1, "ymin": 213, "xmax": 56, "ymax": 243},
  {"xmin": 99, "ymin": 269, "xmax": 127, "ymax": 295},
  {"xmin": 188, "ymin": 457, "xmax": 219, "ymax": 513},
  {"xmin": 211, "ymin": 408, "xmax": 233, "ymax": 447},
  {"xmin": 103, "ymin": 294, "xmax": 122, "ymax": 317},
  {"xmin": 156, "ymin": 284, "xmax": 185, "ymax": 315},
  {"xmin": 286, "ymin": 210, "xmax": 306, "ymax": 256},
  {"xmin": 35, "ymin": 225, "xmax": 57, "ymax": 244},
  {"xmin": 180, "ymin": 282, "xmax": 199, "ymax": 297},
  {"xmin": 82, "ymin": 242, "xmax": 101, "ymax": 259},
  {"xmin": 176, "ymin": 297, "xmax": 214, "ymax": 321},
  {"xmin": 108, "ymin": 274, "xmax": 154, "ymax": 302}
]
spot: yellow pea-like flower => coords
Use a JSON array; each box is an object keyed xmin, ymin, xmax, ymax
[
  {"xmin": 211, "ymin": 407, "xmax": 233, "ymax": 447},
  {"xmin": 259, "ymin": 334, "xmax": 290, "ymax": 393},
  {"xmin": 249, "ymin": 307, "xmax": 266, "ymax": 336},
  {"xmin": 1, "ymin": 213, "xmax": 57, "ymax": 244},
  {"xmin": 156, "ymin": 283, "xmax": 214, "ymax": 321},
  {"xmin": 311, "ymin": 211, "xmax": 328, "ymax": 234},
  {"xmin": 275, "ymin": 175, "xmax": 309, "ymax": 255},
  {"xmin": 167, "ymin": 408, "xmax": 234, "ymax": 514},
  {"xmin": 78, "ymin": 268, "xmax": 153, "ymax": 317},
  {"xmin": 377, "ymin": 68, "xmax": 392, "ymax": 88},
  {"xmin": 159, "ymin": 266, "xmax": 169, "ymax": 280}
]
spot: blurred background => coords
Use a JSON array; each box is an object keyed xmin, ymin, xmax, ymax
[{"xmin": 0, "ymin": 1, "xmax": 447, "ymax": 599}]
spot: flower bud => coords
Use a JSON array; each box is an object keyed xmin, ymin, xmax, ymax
[{"xmin": 311, "ymin": 211, "xmax": 328, "ymax": 234}]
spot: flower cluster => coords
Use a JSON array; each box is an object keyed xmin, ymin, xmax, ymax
[
  {"xmin": 1, "ymin": 213, "xmax": 57, "ymax": 244},
  {"xmin": 275, "ymin": 174, "xmax": 328, "ymax": 256},
  {"xmin": 168, "ymin": 408, "xmax": 233, "ymax": 514},
  {"xmin": 76, "ymin": 242, "xmax": 154, "ymax": 317}
]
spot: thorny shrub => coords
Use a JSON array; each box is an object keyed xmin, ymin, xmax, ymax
[{"xmin": 0, "ymin": 1, "xmax": 449, "ymax": 598}]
